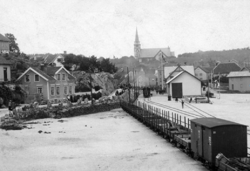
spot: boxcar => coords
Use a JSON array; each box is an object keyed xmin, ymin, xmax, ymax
[{"xmin": 191, "ymin": 117, "xmax": 247, "ymax": 165}]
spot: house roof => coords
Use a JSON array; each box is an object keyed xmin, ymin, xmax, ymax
[
  {"xmin": 213, "ymin": 62, "xmax": 241, "ymax": 74},
  {"xmin": 139, "ymin": 48, "xmax": 172, "ymax": 58},
  {"xmin": 0, "ymin": 56, "xmax": 12, "ymax": 65},
  {"xmin": 44, "ymin": 54, "xmax": 57, "ymax": 64},
  {"xmin": 191, "ymin": 117, "xmax": 246, "ymax": 128},
  {"xmin": 195, "ymin": 66, "xmax": 213, "ymax": 73},
  {"xmin": 165, "ymin": 65, "xmax": 194, "ymax": 79},
  {"xmin": 0, "ymin": 34, "xmax": 10, "ymax": 42},
  {"xmin": 46, "ymin": 67, "xmax": 61, "ymax": 76},
  {"xmin": 166, "ymin": 70, "xmax": 201, "ymax": 84},
  {"xmin": 16, "ymin": 65, "xmax": 75, "ymax": 82},
  {"xmin": 227, "ymin": 71, "xmax": 250, "ymax": 78}
]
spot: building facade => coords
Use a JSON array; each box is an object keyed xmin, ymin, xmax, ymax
[
  {"xmin": 16, "ymin": 66, "xmax": 76, "ymax": 103},
  {"xmin": 0, "ymin": 57, "xmax": 11, "ymax": 82},
  {"xmin": 227, "ymin": 71, "xmax": 250, "ymax": 92},
  {"xmin": 166, "ymin": 70, "xmax": 202, "ymax": 98},
  {"xmin": 0, "ymin": 34, "xmax": 10, "ymax": 53}
]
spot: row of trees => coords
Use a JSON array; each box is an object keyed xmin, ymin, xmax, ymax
[{"xmin": 63, "ymin": 54, "xmax": 117, "ymax": 73}]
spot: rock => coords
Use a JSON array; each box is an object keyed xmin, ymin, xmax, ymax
[{"xmin": 38, "ymin": 130, "xmax": 43, "ymax": 133}]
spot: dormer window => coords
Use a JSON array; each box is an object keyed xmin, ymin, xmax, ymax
[
  {"xmin": 25, "ymin": 75, "xmax": 30, "ymax": 82},
  {"xmin": 35, "ymin": 74, "xmax": 40, "ymax": 82},
  {"xmin": 57, "ymin": 74, "xmax": 60, "ymax": 80}
]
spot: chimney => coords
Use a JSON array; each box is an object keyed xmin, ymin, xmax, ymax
[
  {"xmin": 40, "ymin": 63, "xmax": 48, "ymax": 73},
  {"xmin": 64, "ymin": 51, "xmax": 67, "ymax": 55}
]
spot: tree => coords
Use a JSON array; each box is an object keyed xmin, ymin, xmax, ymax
[{"xmin": 5, "ymin": 33, "xmax": 20, "ymax": 54}]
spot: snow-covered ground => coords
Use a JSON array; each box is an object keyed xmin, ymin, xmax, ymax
[
  {"xmin": 138, "ymin": 93, "xmax": 250, "ymax": 127},
  {"xmin": 138, "ymin": 93, "xmax": 250, "ymax": 152},
  {"xmin": 0, "ymin": 109, "xmax": 207, "ymax": 171}
]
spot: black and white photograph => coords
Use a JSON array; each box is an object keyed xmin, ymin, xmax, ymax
[{"xmin": 1, "ymin": 0, "xmax": 250, "ymax": 170}]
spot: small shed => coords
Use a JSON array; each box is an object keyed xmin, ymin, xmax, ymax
[
  {"xmin": 191, "ymin": 118, "xmax": 247, "ymax": 165},
  {"xmin": 166, "ymin": 70, "xmax": 202, "ymax": 98}
]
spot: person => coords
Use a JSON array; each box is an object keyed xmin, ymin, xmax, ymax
[
  {"xmin": 189, "ymin": 97, "xmax": 193, "ymax": 103},
  {"xmin": 8, "ymin": 100, "xmax": 13, "ymax": 116},
  {"xmin": 181, "ymin": 99, "xmax": 184, "ymax": 109}
]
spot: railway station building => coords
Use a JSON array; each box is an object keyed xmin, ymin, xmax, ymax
[{"xmin": 165, "ymin": 66, "xmax": 202, "ymax": 98}]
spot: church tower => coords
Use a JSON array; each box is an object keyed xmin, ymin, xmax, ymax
[{"xmin": 134, "ymin": 28, "xmax": 141, "ymax": 59}]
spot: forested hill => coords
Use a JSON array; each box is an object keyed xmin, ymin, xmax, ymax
[{"xmin": 177, "ymin": 47, "xmax": 250, "ymax": 67}]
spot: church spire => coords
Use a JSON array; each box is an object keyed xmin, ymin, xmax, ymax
[
  {"xmin": 134, "ymin": 28, "xmax": 141, "ymax": 59},
  {"xmin": 135, "ymin": 28, "xmax": 140, "ymax": 43}
]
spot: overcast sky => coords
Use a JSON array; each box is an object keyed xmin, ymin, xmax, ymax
[{"xmin": 1, "ymin": 0, "xmax": 250, "ymax": 57}]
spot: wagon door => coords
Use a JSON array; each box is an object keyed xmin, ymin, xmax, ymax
[
  {"xmin": 202, "ymin": 127, "xmax": 212, "ymax": 162},
  {"xmin": 197, "ymin": 125, "xmax": 203, "ymax": 157},
  {"xmin": 172, "ymin": 83, "xmax": 183, "ymax": 98}
]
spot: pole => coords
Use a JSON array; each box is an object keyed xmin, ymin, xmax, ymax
[
  {"xmin": 127, "ymin": 67, "xmax": 130, "ymax": 103},
  {"xmin": 161, "ymin": 51, "xmax": 164, "ymax": 90},
  {"xmin": 133, "ymin": 68, "xmax": 135, "ymax": 101}
]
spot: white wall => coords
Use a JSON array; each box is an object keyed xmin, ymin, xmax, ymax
[
  {"xmin": 0, "ymin": 65, "xmax": 11, "ymax": 81},
  {"xmin": 169, "ymin": 72, "xmax": 201, "ymax": 96},
  {"xmin": 195, "ymin": 67, "xmax": 208, "ymax": 81},
  {"xmin": 229, "ymin": 77, "xmax": 250, "ymax": 92}
]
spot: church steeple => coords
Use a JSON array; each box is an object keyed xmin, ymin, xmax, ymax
[
  {"xmin": 135, "ymin": 28, "xmax": 140, "ymax": 44},
  {"xmin": 134, "ymin": 28, "xmax": 141, "ymax": 59}
]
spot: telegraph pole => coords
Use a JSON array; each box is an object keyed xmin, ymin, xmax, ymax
[{"xmin": 127, "ymin": 67, "xmax": 130, "ymax": 103}]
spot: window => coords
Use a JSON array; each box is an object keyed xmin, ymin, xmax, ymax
[
  {"xmin": 56, "ymin": 87, "xmax": 60, "ymax": 95},
  {"xmin": 64, "ymin": 86, "xmax": 67, "ymax": 94},
  {"xmin": 35, "ymin": 74, "xmax": 40, "ymax": 82},
  {"xmin": 37, "ymin": 87, "xmax": 42, "ymax": 94},
  {"xmin": 3, "ymin": 67, "xmax": 7, "ymax": 81},
  {"xmin": 200, "ymin": 73, "xmax": 202, "ymax": 76},
  {"xmin": 62, "ymin": 74, "xmax": 65, "ymax": 80},
  {"xmin": 69, "ymin": 86, "xmax": 72, "ymax": 94},
  {"xmin": 57, "ymin": 74, "xmax": 60, "ymax": 80},
  {"xmin": 25, "ymin": 75, "xmax": 30, "ymax": 82},
  {"xmin": 232, "ymin": 84, "xmax": 234, "ymax": 90},
  {"xmin": 51, "ymin": 87, "xmax": 54, "ymax": 96}
]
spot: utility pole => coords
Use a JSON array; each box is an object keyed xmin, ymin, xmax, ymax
[
  {"xmin": 133, "ymin": 68, "xmax": 135, "ymax": 101},
  {"xmin": 161, "ymin": 51, "xmax": 164, "ymax": 90},
  {"xmin": 89, "ymin": 66, "xmax": 93, "ymax": 105},
  {"xmin": 127, "ymin": 67, "xmax": 130, "ymax": 103}
]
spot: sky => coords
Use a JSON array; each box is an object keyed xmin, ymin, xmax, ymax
[{"xmin": 1, "ymin": 0, "xmax": 250, "ymax": 58}]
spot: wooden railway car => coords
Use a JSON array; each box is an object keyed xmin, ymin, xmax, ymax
[
  {"xmin": 120, "ymin": 101, "xmax": 249, "ymax": 170},
  {"xmin": 191, "ymin": 118, "xmax": 247, "ymax": 166}
]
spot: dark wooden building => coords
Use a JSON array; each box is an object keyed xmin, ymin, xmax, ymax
[{"xmin": 191, "ymin": 117, "xmax": 247, "ymax": 165}]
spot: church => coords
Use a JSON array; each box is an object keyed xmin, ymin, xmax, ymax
[{"xmin": 134, "ymin": 29, "xmax": 175, "ymax": 63}]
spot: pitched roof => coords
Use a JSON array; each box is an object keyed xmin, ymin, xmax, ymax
[
  {"xmin": 44, "ymin": 54, "xmax": 57, "ymax": 64},
  {"xmin": 139, "ymin": 48, "xmax": 172, "ymax": 58},
  {"xmin": 227, "ymin": 71, "xmax": 250, "ymax": 78},
  {"xmin": 0, "ymin": 56, "xmax": 12, "ymax": 65},
  {"xmin": 46, "ymin": 67, "xmax": 61, "ymax": 76},
  {"xmin": 213, "ymin": 62, "xmax": 241, "ymax": 74},
  {"xmin": 191, "ymin": 117, "xmax": 246, "ymax": 128},
  {"xmin": 16, "ymin": 67, "xmax": 55, "ymax": 81},
  {"xmin": 166, "ymin": 70, "xmax": 201, "ymax": 84},
  {"xmin": 0, "ymin": 34, "xmax": 10, "ymax": 42},
  {"xmin": 195, "ymin": 66, "xmax": 213, "ymax": 73}
]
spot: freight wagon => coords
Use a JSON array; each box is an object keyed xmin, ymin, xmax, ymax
[{"xmin": 120, "ymin": 101, "xmax": 250, "ymax": 170}]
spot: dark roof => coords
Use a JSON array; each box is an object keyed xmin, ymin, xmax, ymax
[
  {"xmin": 30, "ymin": 67, "xmax": 56, "ymax": 81},
  {"xmin": 0, "ymin": 34, "xmax": 10, "ymax": 42},
  {"xmin": 0, "ymin": 56, "xmax": 12, "ymax": 65},
  {"xmin": 213, "ymin": 62, "xmax": 241, "ymax": 74},
  {"xmin": 46, "ymin": 67, "xmax": 61, "ymax": 76},
  {"xmin": 191, "ymin": 117, "xmax": 246, "ymax": 128}
]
